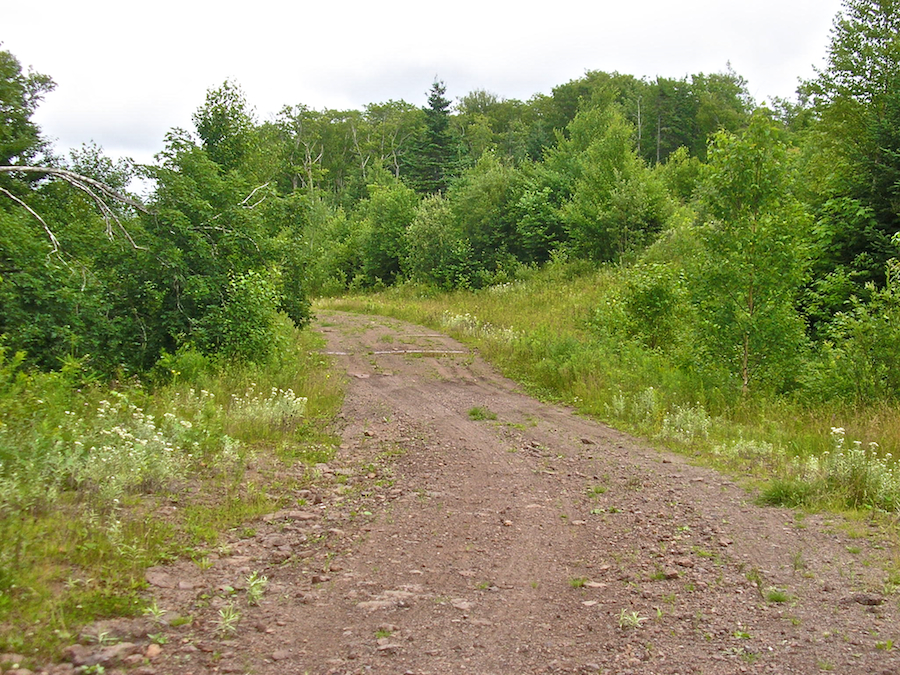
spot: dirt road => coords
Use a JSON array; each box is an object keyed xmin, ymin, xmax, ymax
[{"xmin": 135, "ymin": 311, "xmax": 900, "ymax": 674}]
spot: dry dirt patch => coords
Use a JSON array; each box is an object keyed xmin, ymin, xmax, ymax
[{"xmin": 62, "ymin": 311, "xmax": 900, "ymax": 675}]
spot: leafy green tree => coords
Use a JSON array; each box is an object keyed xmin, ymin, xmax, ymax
[
  {"xmin": 193, "ymin": 80, "xmax": 256, "ymax": 172},
  {"xmin": 455, "ymin": 90, "xmax": 532, "ymax": 164},
  {"xmin": 357, "ymin": 176, "xmax": 419, "ymax": 285},
  {"xmin": 272, "ymin": 192, "xmax": 357, "ymax": 296},
  {"xmin": 0, "ymin": 50, "xmax": 158, "ymax": 373},
  {"xmin": 621, "ymin": 262, "xmax": 688, "ymax": 352},
  {"xmin": 554, "ymin": 105, "xmax": 673, "ymax": 261},
  {"xmin": 806, "ymin": 0, "xmax": 900, "ymax": 106},
  {"xmin": 655, "ymin": 146, "xmax": 703, "ymax": 203},
  {"xmin": 195, "ymin": 268, "xmax": 282, "ymax": 361},
  {"xmin": 273, "ymin": 104, "xmax": 330, "ymax": 192},
  {"xmin": 357, "ymin": 101, "xmax": 423, "ymax": 179},
  {"xmin": 0, "ymin": 48, "xmax": 54, "ymax": 167},
  {"xmin": 691, "ymin": 112, "xmax": 810, "ymax": 394},
  {"xmin": 513, "ymin": 182, "xmax": 562, "ymax": 264},
  {"xmin": 66, "ymin": 142, "xmax": 134, "ymax": 192},
  {"xmin": 404, "ymin": 193, "xmax": 473, "ymax": 288},
  {"xmin": 447, "ymin": 152, "xmax": 521, "ymax": 277},
  {"xmin": 143, "ymin": 120, "xmax": 295, "ymax": 361},
  {"xmin": 800, "ymin": 0, "xmax": 900, "ymax": 307}
]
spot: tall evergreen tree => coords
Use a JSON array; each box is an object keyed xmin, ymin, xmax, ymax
[{"xmin": 405, "ymin": 80, "xmax": 456, "ymax": 194}]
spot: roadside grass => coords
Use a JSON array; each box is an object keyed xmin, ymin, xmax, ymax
[
  {"xmin": 318, "ymin": 261, "xmax": 900, "ymax": 522},
  {"xmin": 0, "ymin": 316, "xmax": 343, "ymax": 656}
]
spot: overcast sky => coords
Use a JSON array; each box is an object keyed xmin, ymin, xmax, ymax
[{"xmin": 5, "ymin": 0, "xmax": 844, "ymax": 166}]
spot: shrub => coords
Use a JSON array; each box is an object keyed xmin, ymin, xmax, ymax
[{"xmin": 196, "ymin": 269, "xmax": 282, "ymax": 362}]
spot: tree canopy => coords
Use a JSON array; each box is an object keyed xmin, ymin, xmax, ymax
[{"xmin": 2, "ymin": 0, "xmax": 899, "ymax": 404}]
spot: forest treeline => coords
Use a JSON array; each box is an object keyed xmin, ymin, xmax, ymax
[{"xmin": 1, "ymin": 0, "xmax": 899, "ymax": 403}]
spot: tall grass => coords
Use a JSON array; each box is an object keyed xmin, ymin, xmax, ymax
[
  {"xmin": 321, "ymin": 261, "xmax": 900, "ymax": 517},
  {"xmin": 0, "ymin": 315, "xmax": 343, "ymax": 655}
]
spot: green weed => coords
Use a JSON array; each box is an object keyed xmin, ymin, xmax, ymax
[
  {"xmin": 214, "ymin": 602, "xmax": 241, "ymax": 637},
  {"xmin": 765, "ymin": 588, "xmax": 791, "ymax": 603},
  {"xmin": 617, "ymin": 609, "xmax": 648, "ymax": 629},
  {"xmin": 468, "ymin": 406, "xmax": 498, "ymax": 421},
  {"xmin": 245, "ymin": 571, "xmax": 268, "ymax": 606}
]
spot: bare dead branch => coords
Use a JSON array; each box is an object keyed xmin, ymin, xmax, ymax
[
  {"xmin": 0, "ymin": 166, "xmax": 148, "ymax": 212},
  {"xmin": 0, "ymin": 185, "xmax": 61, "ymax": 254},
  {"xmin": 0, "ymin": 165, "xmax": 149, "ymax": 250},
  {"xmin": 239, "ymin": 182, "xmax": 271, "ymax": 209}
]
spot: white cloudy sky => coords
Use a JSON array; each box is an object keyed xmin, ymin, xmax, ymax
[{"xmin": 5, "ymin": 0, "xmax": 844, "ymax": 165}]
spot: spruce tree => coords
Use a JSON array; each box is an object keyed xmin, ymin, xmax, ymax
[{"xmin": 405, "ymin": 80, "xmax": 456, "ymax": 194}]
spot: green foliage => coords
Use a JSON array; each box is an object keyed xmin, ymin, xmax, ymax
[
  {"xmin": 620, "ymin": 263, "xmax": 687, "ymax": 351},
  {"xmin": 690, "ymin": 112, "xmax": 810, "ymax": 394},
  {"xmin": 358, "ymin": 179, "xmax": 419, "ymax": 285},
  {"xmin": 554, "ymin": 105, "xmax": 673, "ymax": 261},
  {"xmin": 454, "ymin": 90, "xmax": 533, "ymax": 164},
  {"xmin": 404, "ymin": 193, "xmax": 473, "ymax": 289},
  {"xmin": 0, "ymin": 49, "xmax": 55, "ymax": 166},
  {"xmin": 0, "ymin": 197, "xmax": 155, "ymax": 373},
  {"xmin": 804, "ymin": 250, "xmax": 900, "ymax": 402},
  {"xmin": 805, "ymin": 0, "xmax": 900, "ymax": 107},
  {"xmin": 803, "ymin": 197, "xmax": 887, "ymax": 332},
  {"xmin": 195, "ymin": 269, "xmax": 282, "ymax": 361},
  {"xmin": 655, "ymin": 146, "xmax": 703, "ymax": 203},
  {"xmin": 145, "ymin": 118, "xmax": 310, "ymax": 362},
  {"xmin": 192, "ymin": 79, "xmax": 256, "ymax": 172},
  {"xmin": 513, "ymin": 184, "xmax": 561, "ymax": 264},
  {"xmin": 449, "ymin": 152, "xmax": 521, "ymax": 278},
  {"xmin": 800, "ymin": 0, "xmax": 900, "ymax": 308},
  {"xmin": 404, "ymin": 80, "xmax": 458, "ymax": 194},
  {"xmin": 67, "ymin": 142, "xmax": 134, "ymax": 192},
  {"xmin": 0, "ymin": 320, "xmax": 342, "ymax": 654}
]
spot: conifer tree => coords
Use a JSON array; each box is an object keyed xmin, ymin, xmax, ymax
[{"xmin": 405, "ymin": 80, "xmax": 456, "ymax": 194}]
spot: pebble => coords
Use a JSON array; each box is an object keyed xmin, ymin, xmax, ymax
[
  {"xmin": 145, "ymin": 569, "xmax": 176, "ymax": 589},
  {"xmin": 376, "ymin": 643, "xmax": 402, "ymax": 654},
  {"xmin": 844, "ymin": 593, "xmax": 883, "ymax": 606},
  {"xmin": 95, "ymin": 642, "xmax": 141, "ymax": 667},
  {"xmin": 61, "ymin": 645, "xmax": 93, "ymax": 667}
]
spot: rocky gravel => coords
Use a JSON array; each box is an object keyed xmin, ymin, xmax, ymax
[{"xmin": 31, "ymin": 310, "xmax": 900, "ymax": 675}]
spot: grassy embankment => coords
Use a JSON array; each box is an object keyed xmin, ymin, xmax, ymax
[
  {"xmin": 0, "ymin": 316, "xmax": 343, "ymax": 656},
  {"xmin": 320, "ymin": 262, "xmax": 900, "ymax": 536}
]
